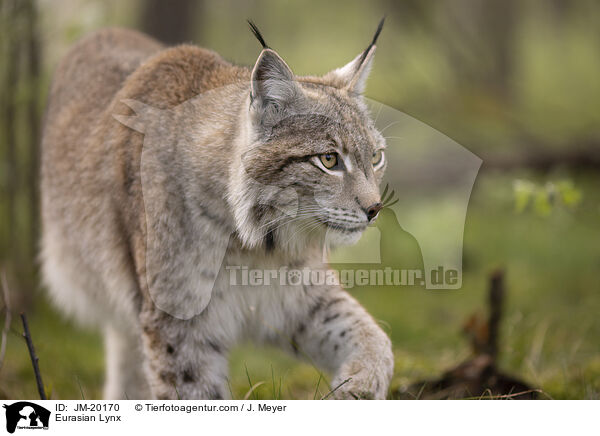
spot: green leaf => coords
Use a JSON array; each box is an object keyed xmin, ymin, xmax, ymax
[
  {"xmin": 534, "ymin": 189, "xmax": 552, "ymax": 217},
  {"xmin": 556, "ymin": 180, "xmax": 582, "ymax": 208},
  {"xmin": 513, "ymin": 179, "xmax": 535, "ymax": 213}
]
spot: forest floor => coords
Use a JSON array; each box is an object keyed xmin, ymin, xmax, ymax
[{"xmin": 2, "ymin": 170, "xmax": 599, "ymax": 400}]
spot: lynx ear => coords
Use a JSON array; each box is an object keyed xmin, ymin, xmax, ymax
[
  {"xmin": 326, "ymin": 17, "xmax": 384, "ymax": 95},
  {"xmin": 250, "ymin": 49, "xmax": 301, "ymax": 115},
  {"xmin": 331, "ymin": 49, "xmax": 376, "ymax": 95}
]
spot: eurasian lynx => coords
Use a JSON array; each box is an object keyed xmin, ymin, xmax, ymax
[{"xmin": 40, "ymin": 20, "xmax": 393, "ymax": 399}]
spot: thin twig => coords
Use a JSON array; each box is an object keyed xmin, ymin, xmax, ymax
[
  {"xmin": 0, "ymin": 272, "xmax": 12, "ymax": 372},
  {"xmin": 320, "ymin": 377, "xmax": 352, "ymax": 400},
  {"xmin": 487, "ymin": 269, "xmax": 504, "ymax": 360},
  {"xmin": 415, "ymin": 381, "xmax": 427, "ymax": 400},
  {"xmin": 20, "ymin": 313, "xmax": 46, "ymax": 400},
  {"xmin": 464, "ymin": 389, "xmax": 551, "ymax": 400},
  {"xmin": 490, "ymin": 389, "xmax": 551, "ymax": 400}
]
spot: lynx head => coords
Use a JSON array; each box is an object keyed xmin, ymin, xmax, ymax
[{"xmin": 230, "ymin": 19, "xmax": 387, "ymax": 256}]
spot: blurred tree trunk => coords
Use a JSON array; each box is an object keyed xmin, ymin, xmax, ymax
[
  {"xmin": 386, "ymin": 0, "xmax": 516, "ymax": 100},
  {"xmin": 2, "ymin": 0, "xmax": 21, "ymax": 270},
  {"xmin": 0, "ymin": 0, "xmax": 42, "ymax": 308},
  {"xmin": 385, "ymin": 0, "xmax": 432, "ymax": 29},
  {"xmin": 480, "ymin": 0, "xmax": 516, "ymax": 100},
  {"xmin": 421, "ymin": 0, "xmax": 517, "ymax": 102},
  {"xmin": 24, "ymin": 0, "xmax": 41, "ymax": 269},
  {"xmin": 141, "ymin": 0, "xmax": 199, "ymax": 44}
]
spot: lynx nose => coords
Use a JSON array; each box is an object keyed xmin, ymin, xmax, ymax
[{"xmin": 366, "ymin": 202, "xmax": 383, "ymax": 222}]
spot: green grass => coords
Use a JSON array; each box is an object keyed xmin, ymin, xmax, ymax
[
  {"xmin": 1, "ymin": 302, "xmax": 104, "ymax": 400},
  {"xmin": 1, "ymin": 170, "xmax": 599, "ymax": 399}
]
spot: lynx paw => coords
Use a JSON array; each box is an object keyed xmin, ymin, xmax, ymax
[{"xmin": 330, "ymin": 348, "xmax": 393, "ymax": 400}]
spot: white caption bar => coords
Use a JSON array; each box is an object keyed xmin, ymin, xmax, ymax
[{"xmin": 0, "ymin": 400, "xmax": 596, "ymax": 435}]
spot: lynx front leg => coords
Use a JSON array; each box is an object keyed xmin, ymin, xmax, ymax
[
  {"xmin": 139, "ymin": 308, "xmax": 229, "ymax": 399},
  {"xmin": 288, "ymin": 288, "xmax": 394, "ymax": 399},
  {"xmin": 104, "ymin": 323, "xmax": 151, "ymax": 399}
]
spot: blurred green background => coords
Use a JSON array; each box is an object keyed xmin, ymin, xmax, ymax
[{"xmin": 0, "ymin": 0, "xmax": 599, "ymax": 399}]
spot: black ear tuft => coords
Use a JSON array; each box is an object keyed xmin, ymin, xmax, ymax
[
  {"xmin": 358, "ymin": 16, "xmax": 385, "ymax": 66},
  {"xmin": 247, "ymin": 20, "xmax": 269, "ymax": 49},
  {"xmin": 371, "ymin": 16, "xmax": 386, "ymax": 47}
]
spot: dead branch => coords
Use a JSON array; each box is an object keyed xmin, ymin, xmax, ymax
[
  {"xmin": 20, "ymin": 313, "xmax": 46, "ymax": 400},
  {"xmin": 487, "ymin": 269, "xmax": 504, "ymax": 360}
]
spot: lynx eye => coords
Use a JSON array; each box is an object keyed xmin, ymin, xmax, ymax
[
  {"xmin": 372, "ymin": 150, "xmax": 384, "ymax": 167},
  {"xmin": 319, "ymin": 153, "xmax": 339, "ymax": 169}
]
